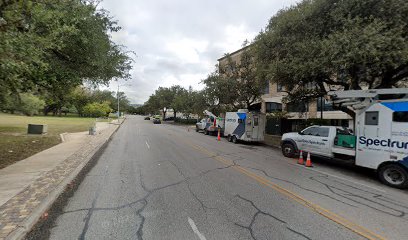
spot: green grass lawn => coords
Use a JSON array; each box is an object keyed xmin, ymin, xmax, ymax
[{"xmin": 0, "ymin": 113, "xmax": 97, "ymax": 169}]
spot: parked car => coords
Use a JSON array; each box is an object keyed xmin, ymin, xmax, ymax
[
  {"xmin": 144, "ymin": 116, "xmax": 150, "ymax": 120},
  {"xmin": 153, "ymin": 118, "xmax": 161, "ymax": 124}
]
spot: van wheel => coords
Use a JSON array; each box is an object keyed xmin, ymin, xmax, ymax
[
  {"xmin": 282, "ymin": 143, "xmax": 296, "ymax": 158},
  {"xmin": 232, "ymin": 135, "xmax": 238, "ymax": 144},
  {"xmin": 378, "ymin": 164, "xmax": 408, "ymax": 189},
  {"xmin": 228, "ymin": 135, "xmax": 232, "ymax": 142},
  {"xmin": 204, "ymin": 129, "xmax": 209, "ymax": 135}
]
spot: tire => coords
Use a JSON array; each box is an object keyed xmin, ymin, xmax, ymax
[
  {"xmin": 204, "ymin": 129, "xmax": 209, "ymax": 135},
  {"xmin": 232, "ymin": 135, "xmax": 238, "ymax": 144},
  {"xmin": 228, "ymin": 135, "xmax": 232, "ymax": 142},
  {"xmin": 281, "ymin": 143, "xmax": 296, "ymax": 158},
  {"xmin": 378, "ymin": 164, "xmax": 408, "ymax": 189},
  {"xmin": 195, "ymin": 128, "xmax": 199, "ymax": 132}
]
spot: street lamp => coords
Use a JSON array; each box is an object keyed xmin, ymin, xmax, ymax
[{"xmin": 116, "ymin": 80, "xmax": 131, "ymax": 123}]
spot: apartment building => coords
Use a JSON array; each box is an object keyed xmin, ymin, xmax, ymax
[
  {"xmin": 261, "ymin": 81, "xmax": 352, "ymax": 132},
  {"xmin": 218, "ymin": 45, "xmax": 353, "ymax": 134}
]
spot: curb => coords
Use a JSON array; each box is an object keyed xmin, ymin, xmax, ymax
[{"xmin": 7, "ymin": 124, "xmax": 122, "ymax": 240}]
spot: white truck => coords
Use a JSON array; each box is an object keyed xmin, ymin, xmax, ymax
[
  {"xmin": 196, "ymin": 110, "xmax": 224, "ymax": 135},
  {"xmin": 281, "ymin": 88, "xmax": 408, "ymax": 188},
  {"xmin": 224, "ymin": 109, "xmax": 266, "ymax": 143}
]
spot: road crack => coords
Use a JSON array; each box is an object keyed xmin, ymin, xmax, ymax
[
  {"xmin": 311, "ymin": 176, "xmax": 407, "ymax": 219},
  {"xmin": 243, "ymin": 166, "xmax": 357, "ymax": 207},
  {"xmin": 234, "ymin": 194, "xmax": 311, "ymax": 240}
]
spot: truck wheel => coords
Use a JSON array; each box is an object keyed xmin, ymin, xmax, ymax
[
  {"xmin": 204, "ymin": 129, "xmax": 209, "ymax": 135},
  {"xmin": 281, "ymin": 143, "xmax": 296, "ymax": 158},
  {"xmin": 228, "ymin": 135, "xmax": 232, "ymax": 142},
  {"xmin": 195, "ymin": 128, "xmax": 199, "ymax": 132},
  {"xmin": 378, "ymin": 164, "xmax": 408, "ymax": 189},
  {"xmin": 232, "ymin": 135, "xmax": 238, "ymax": 144}
]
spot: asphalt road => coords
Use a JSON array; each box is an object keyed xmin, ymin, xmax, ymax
[{"xmin": 49, "ymin": 116, "xmax": 408, "ymax": 240}]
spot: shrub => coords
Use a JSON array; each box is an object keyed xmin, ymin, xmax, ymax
[
  {"xmin": 174, "ymin": 118, "xmax": 199, "ymax": 125},
  {"xmin": 18, "ymin": 93, "xmax": 46, "ymax": 116},
  {"xmin": 83, "ymin": 102, "xmax": 112, "ymax": 117}
]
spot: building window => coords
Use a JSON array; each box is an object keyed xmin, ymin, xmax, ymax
[
  {"xmin": 264, "ymin": 81, "xmax": 270, "ymax": 94},
  {"xmin": 304, "ymin": 82, "xmax": 316, "ymax": 90},
  {"xmin": 286, "ymin": 101, "xmax": 308, "ymax": 113},
  {"xmin": 265, "ymin": 102, "xmax": 282, "ymax": 113},
  {"xmin": 317, "ymin": 98, "xmax": 335, "ymax": 111},
  {"xmin": 277, "ymin": 82, "xmax": 284, "ymax": 92}
]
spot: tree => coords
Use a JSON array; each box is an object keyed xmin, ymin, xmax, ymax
[
  {"xmin": 17, "ymin": 93, "xmax": 46, "ymax": 116},
  {"xmin": 189, "ymin": 90, "xmax": 207, "ymax": 117},
  {"xmin": 169, "ymin": 85, "xmax": 188, "ymax": 118},
  {"xmin": 69, "ymin": 86, "xmax": 92, "ymax": 117},
  {"xmin": 0, "ymin": 0, "xmax": 133, "ymax": 114},
  {"xmin": 83, "ymin": 102, "xmax": 112, "ymax": 117},
  {"xmin": 203, "ymin": 44, "xmax": 267, "ymax": 110},
  {"xmin": 141, "ymin": 85, "xmax": 206, "ymax": 118},
  {"xmin": 254, "ymin": 0, "xmax": 408, "ymax": 117}
]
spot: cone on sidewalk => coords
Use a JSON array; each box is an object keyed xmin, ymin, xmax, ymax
[
  {"xmin": 298, "ymin": 150, "xmax": 304, "ymax": 165},
  {"xmin": 217, "ymin": 129, "xmax": 221, "ymax": 141},
  {"xmin": 305, "ymin": 152, "xmax": 313, "ymax": 167}
]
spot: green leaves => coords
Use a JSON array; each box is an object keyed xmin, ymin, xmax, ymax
[
  {"xmin": 203, "ymin": 46, "xmax": 267, "ymax": 110},
  {"xmin": 142, "ymin": 85, "xmax": 207, "ymax": 117},
  {"xmin": 254, "ymin": 0, "xmax": 408, "ymax": 102},
  {"xmin": 0, "ymin": 0, "xmax": 133, "ymax": 106}
]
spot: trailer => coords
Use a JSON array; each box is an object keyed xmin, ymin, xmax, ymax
[
  {"xmin": 224, "ymin": 109, "xmax": 266, "ymax": 143},
  {"xmin": 281, "ymin": 88, "xmax": 408, "ymax": 188}
]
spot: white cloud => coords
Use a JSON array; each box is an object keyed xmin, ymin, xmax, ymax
[{"xmin": 100, "ymin": 0, "xmax": 301, "ymax": 104}]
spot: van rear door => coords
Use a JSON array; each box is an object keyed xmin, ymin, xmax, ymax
[{"xmin": 356, "ymin": 104, "xmax": 392, "ymax": 169}]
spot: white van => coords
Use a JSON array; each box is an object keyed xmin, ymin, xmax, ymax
[{"xmin": 224, "ymin": 110, "xmax": 266, "ymax": 143}]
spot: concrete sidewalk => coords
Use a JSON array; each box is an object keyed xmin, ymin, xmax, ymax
[{"xmin": 0, "ymin": 119, "xmax": 123, "ymax": 239}]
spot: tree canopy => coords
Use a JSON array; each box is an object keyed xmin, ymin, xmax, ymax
[
  {"xmin": 0, "ymin": 0, "xmax": 133, "ymax": 112},
  {"xmin": 254, "ymin": 0, "xmax": 408, "ymax": 104},
  {"xmin": 140, "ymin": 85, "xmax": 207, "ymax": 118},
  {"xmin": 202, "ymin": 44, "xmax": 267, "ymax": 111}
]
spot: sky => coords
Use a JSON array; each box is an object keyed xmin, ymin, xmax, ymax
[{"xmin": 100, "ymin": 0, "xmax": 300, "ymax": 104}]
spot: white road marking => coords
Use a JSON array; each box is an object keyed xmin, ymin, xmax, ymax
[
  {"xmin": 145, "ymin": 141, "xmax": 150, "ymax": 149},
  {"xmin": 292, "ymin": 163, "xmax": 386, "ymax": 193},
  {"xmin": 188, "ymin": 217, "xmax": 207, "ymax": 240}
]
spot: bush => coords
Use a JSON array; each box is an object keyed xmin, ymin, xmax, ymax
[
  {"xmin": 83, "ymin": 102, "xmax": 112, "ymax": 117},
  {"xmin": 18, "ymin": 93, "xmax": 46, "ymax": 116},
  {"xmin": 174, "ymin": 118, "xmax": 199, "ymax": 125}
]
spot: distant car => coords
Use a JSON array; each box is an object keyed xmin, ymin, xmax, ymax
[
  {"xmin": 153, "ymin": 118, "xmax": 161, "ymax": 124},
  {"xmin": 144, "ymin": 116, "xmax": 150, "ymax": 120}
]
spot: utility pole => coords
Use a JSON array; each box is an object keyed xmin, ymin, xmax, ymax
[
  {"xmin": 320, "ymin": 96, "xmax": 324, "ymax": 119},
  {"xmin": 117, "ymin": 84, "xmax": 120, "ymax": 123},
  {"xmin": 115, "ymin": 80, "xmax": 131, "ymax": 123}
]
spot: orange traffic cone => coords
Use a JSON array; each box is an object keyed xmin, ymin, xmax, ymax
[
  {"xmin": 305, "ymin": 152, "xmax": 313, "ymax": 167},
  {"xmin": 217, "ymin": 129, "xmax": 221, "ymax": 141},
  {"xmin": 298, "ymin": 150, "xmax": 304, "ymax": 165}
]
